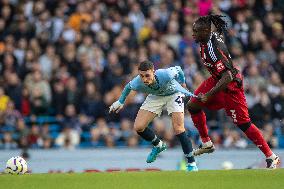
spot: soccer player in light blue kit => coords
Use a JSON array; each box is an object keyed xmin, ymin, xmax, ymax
[{"xmin": 109, "ymin": 60, "xmax": 198, "ymax": 171}]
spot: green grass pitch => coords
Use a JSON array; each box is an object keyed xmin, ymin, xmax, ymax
[{"xmin": 1, "ymin": 169, "xmax": 284, "ymax": 189}]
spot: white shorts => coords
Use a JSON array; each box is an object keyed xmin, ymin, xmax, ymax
[{"xmin": 140, "ymin": 92, "xmax": 185, "ymax": 117}]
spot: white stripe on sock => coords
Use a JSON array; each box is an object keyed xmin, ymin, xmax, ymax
[
  {"xmin": 151, "ymin": 135, "xmax": 157, "ymax": 143},
  {"xmin": 185, "ymin": 152, "xmax": 194, "ymax": 158}
]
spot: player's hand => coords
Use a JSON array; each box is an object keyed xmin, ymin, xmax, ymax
[
  {"xmin": 109, "ymin": 101, "xmax": 124, "ymax": 113},
  {"xmin": 198, "ymin": 93, "xmax": 210, "ymax": 103}
]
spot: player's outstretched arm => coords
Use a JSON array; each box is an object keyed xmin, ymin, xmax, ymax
[
  {"xmin": 109, "ymin": 83, "xmax": 132, "ymax": 113},
  {"xmin": 200, "ymin": 70, "xmax": 233, "ymax": 103}
]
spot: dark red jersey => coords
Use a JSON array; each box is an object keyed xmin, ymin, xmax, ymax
[{"xmin": 200, "ymin": 32, "xmax": 240, "ymax": 82}]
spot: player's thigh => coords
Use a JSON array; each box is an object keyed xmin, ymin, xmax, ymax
[
  {"xmin": 171, "ymin": 112, "xmax": 185, "ymax": 135},
  {"xmin": 224, "ymin": 90, "xmax": 251, "ymax": 125},
  {"xmin": 193, "ymin": 77, "xmax": 217, "ymax": 96},
  {"xmin": 134, "ymin": 109, "xmax": 157, "ymax": 132},
  {"xmin": 190, "ymin": 77, "xmax": 224, "ymax": 110},
  {"xmin": 135, "ymin": 95, "xmax": 165, "ymax": 132},
  {"xmin": 140, "ymin": 95, "xmax": 165, "ymax": 117},
  {"xmin": 166, "ymin": 93, "xmax": 185, "ymax": 134}
]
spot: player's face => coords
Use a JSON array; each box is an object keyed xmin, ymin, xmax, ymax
[
  {"xmin": 192, "ymin": 22, "xmax": 210, "ymax": 44},
  {"xmin": 139, "ymin": 69, "xmax": 155, "ymax": 85}
]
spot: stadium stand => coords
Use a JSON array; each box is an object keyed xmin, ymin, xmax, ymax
[{"xmin": 0, "ymin": 0, "xmax": 283, "ymax": 150}]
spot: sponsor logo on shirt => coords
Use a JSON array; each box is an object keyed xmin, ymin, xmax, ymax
[{"xmin": 216, "ymin": 61, "xmax": 225, "ymax": 72}]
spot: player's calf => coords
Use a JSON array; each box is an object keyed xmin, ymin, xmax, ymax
[
  {"xmin": 176, "ymin": 131, "xmax": 198, "ymax": 171},
  {"xmin": 239, "ymin": 122, "xmax": 275, "ymax": 158}
]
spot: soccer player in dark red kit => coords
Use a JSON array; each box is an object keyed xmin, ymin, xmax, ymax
[{"xmin": 187, "ymin": 15, "xmax": 280, "ymax": 169}]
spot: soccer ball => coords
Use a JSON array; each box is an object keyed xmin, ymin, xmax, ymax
[
  {"xmin": 221, "ymin": 161, "xmax": 234, "ymax": 170},
  {"xmin": 5, "ymin": 156, "xmax": 28, "ymax": 175}
]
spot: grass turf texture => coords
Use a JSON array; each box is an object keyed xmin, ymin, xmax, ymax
[{"xmin": 0, "ymin": 169, "xmax": 284, "ymax": 189}]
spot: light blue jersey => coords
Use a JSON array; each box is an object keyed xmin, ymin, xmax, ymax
[{"xmin": 118, "ymin": 66, "xmax": 195, "ymax": 104}]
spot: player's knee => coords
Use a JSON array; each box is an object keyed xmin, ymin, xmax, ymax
[
  {"xmin": 172, "ymin": 123, "xmax": 185, "ymax": 135},
  {"xmin": 173, "ymin": 127, "xmax": 185, "ymax": 135},
  {"xmin": 134, "ymin": 122, "xmax": 146, "ymax": 132},
  {"xmin": 237, "ymin": 122, "xmax": 251, "ymax": 132}
]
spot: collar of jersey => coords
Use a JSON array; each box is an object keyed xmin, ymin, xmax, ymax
[
  {"xmin": 147, "ymin": 75, "xmax": 160, "ymax": 90},
  {"xmin": 206, "ymin": 32, "xmax": 213, "ymax": 46},
  {"xmin": 209, "ymin": 32, "xmax": 213, "ymax": 40},
  {"xmin": 202, "ymin": 32, "xmax": 213, "ymax": 47}
]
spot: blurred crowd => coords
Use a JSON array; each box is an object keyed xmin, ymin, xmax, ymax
[{"xmin": 0, "ymin": 0, "xmax": 284, "ymax": 150}]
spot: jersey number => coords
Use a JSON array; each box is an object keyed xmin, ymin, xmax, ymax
[
  {"xmin": 230, "ymin": 110, "xmax": 237, "ymax": 123},
  {"xmin": 175, "ymin": 96, "xmax": 183, "ymax": 105}
]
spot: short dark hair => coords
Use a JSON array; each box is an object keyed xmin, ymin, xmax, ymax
[{"xmin": 138, "ymin": 60, "xmax": 154, "ymax": 71}]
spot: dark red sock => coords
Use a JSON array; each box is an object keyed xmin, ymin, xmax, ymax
[
  {"xmin": 191, "ymin": 111, "xmax": 210, "ymax": 143},
  {"xmin": 244, "ymin": 124, "xmax": 273, "ymax": 157}
]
